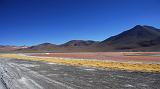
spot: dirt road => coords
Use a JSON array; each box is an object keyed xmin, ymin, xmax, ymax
[{"xmin": 0, "ymin": 58, "xmax": 160, "ymax": 89}]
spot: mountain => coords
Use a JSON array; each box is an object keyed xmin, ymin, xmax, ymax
[
  {"xmin": 0, "ymin": 45, "xmax": 28, "ymax": 52},
  {"xmin": 54, "ymin": 40, "xmax": 100, "ymax": 52},
  {"xmin": 17, "ymin": 40, "xmax": 99, "ymax": 52},
  {"xmin": 17, "ymin": 43, "xmax": 57, "ymax": 52},
  {"xmin": 7, "ymin": 25, "xmax": 160, "ymax": 52},
  {"xmin": 60, "ymin": 40, "xmax": 99, "ymax": 47},
  {"xmin": 29, "ymin": 43, "xmax": 56, "ymax": 49},
  {"xmin": 99, "ymin": 25, "xmax": 160, "ymax": 51}
]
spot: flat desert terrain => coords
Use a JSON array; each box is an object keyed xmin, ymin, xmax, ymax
[
  {"xmin": 32, "ymin": 52, "xmax": 160, "ymax": 62},
  {"xmin": 0, "ymin": 58, "xmax": 159, "ymax": 89},
  {"xmin": 0, "ymin": 52, "xmax": 160, "ymax": 89}
]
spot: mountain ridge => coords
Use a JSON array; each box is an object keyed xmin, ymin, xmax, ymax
[
  {"xmin": 1, "ymin": 25, "xmax": 160, "ymax": 52},
  {"xmin": 99, "ymin": 25, "xmax": 160, "ymax": 50}
]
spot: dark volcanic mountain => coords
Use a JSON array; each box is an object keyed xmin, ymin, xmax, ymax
[{"xmin": 99, "ymin": 25, "xmax": 160, "ymax": 50}]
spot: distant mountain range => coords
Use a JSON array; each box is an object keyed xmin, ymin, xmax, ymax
[
  {"xmin": 1, "ymin": 25, "xmax": 160, "ymax": 52},
  {"xmin": 0, "ymin": 45, "xmax": 28, "ymax": 52}
]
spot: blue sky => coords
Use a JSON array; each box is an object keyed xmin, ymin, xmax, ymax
[{"xmin": 0, "ymin": 0, "xmax": 160, "ymax": 46}]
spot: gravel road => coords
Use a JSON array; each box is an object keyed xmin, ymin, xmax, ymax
[{"xmin": 0, "ymin": 58, "xmax": 160, "ymax": 89}]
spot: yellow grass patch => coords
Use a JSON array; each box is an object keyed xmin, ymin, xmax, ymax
[{"xmin": 0, "ymin": 54, "xmax": 160, "ymax": 73}]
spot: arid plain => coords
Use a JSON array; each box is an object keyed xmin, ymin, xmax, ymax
[{"xmin": 0, "ymin": 52, "xmax": 160, "ymax": 89}]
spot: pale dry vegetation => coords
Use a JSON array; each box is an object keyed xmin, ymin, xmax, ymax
[{"xmin": 0, "ymin": 54, "xmax": 160, "ymax": 73}]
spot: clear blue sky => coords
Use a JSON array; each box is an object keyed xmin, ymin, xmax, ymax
[{"xmin": 0, "ymin": 0, "xmax": 160, "ymax": 46}]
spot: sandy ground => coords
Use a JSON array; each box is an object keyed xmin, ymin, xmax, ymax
[{"xmin": 0, "ymin": 58, "xmax": 160, "ymax": 89}]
